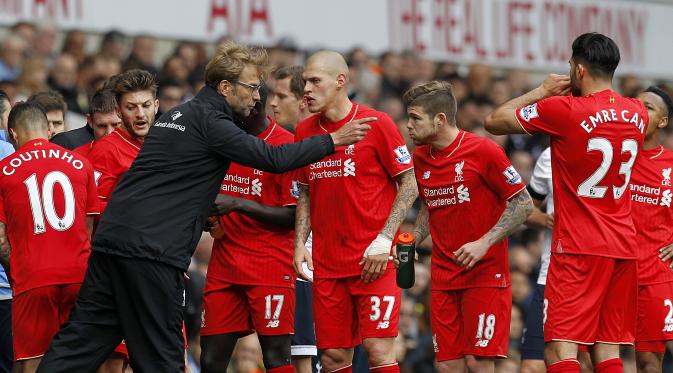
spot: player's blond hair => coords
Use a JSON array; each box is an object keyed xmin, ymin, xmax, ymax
[
  {"xmin": 204, "ymin": 41, "xmax": 269, "ymax": 88},
  {"xmin": 402, "ymin": 80, "xmax": 457, "ymax": 122}
]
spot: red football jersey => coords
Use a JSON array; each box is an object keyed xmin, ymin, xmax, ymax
[
  {"xmin": 414, "ymin": 131, "xmax": 525, "ymax": 290},
  {"xmin": 516, "ymin": 90, "xmax": 647, "ymax": 258},
  {"xmin": 74, "ymin": 140, "xmax": 95, "ymax": 159},
  {"xmin": 0, "ymin": 139, "xmax": 99, "ymax": 295},
  {"xmin": 295, "ymin": 103, "xmax": 414, "ymax": 279},
  {"xmin": 88, "ymin": 128, "xmax": 142, "ymax": 212},
  {"xmin": 208, "ymin": 121, "xmax": 298, "ymax": 287},
  {"xmin": 630, "ymin": 145, "xmax": 673, "ymax": 285}
]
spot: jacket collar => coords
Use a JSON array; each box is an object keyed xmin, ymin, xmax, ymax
[{"xmin": 195, "ymin": 85, "xmax": 234, "ymax": 118}]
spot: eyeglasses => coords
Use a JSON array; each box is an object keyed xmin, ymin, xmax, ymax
[{"xmin": 233, "ymin": 80, "xmax": 262, "ymax": 93}]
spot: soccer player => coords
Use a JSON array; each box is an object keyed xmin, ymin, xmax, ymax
[
  {"xmin": 269, "ymin": 65, "xmax": 317, "ymax": 373},
  {"xmin": 0, "ymin": 90, "xmax": 12, "ymax": 373},
  {"xmin": 0, "ymin": 102, "xmax": 99, "ymax": 373},
  {"xmin": 26, "ymin": 91, "xmax": 67, "ymax": 138},
  {"xmin": 201, "ymin": 87, "xmax": 298, "ymax": 373},
  {"xmin": 88, "ymin": 69, "xmax": 157, "ymax": 213},
  {"xmin": 38, "ymin": 42, "xmax": 367, "ymax": 373},
  {"xmin": 270, "ymin": 66, "xmax": 310, "ymax": 132},
  {"xmin": 630, "ymin": 86, "xmax": 673, "ymax": 373},
  {"xmin": 74, "ymin": 89, "xmax": 121, "ymax": 158},
  {"xmin": 403, "ymin": 81, "xmax": 532, "ymax": 372},
  {"xmin": 521, "ymin": 147, "xmax": 553, "ymax": 373},
  {"xmin": 485, "ymin": 32, "xmax": 647, "ymax": 373},
  {"xmin": 293, "ymin": 51, "xmax": 417, "ymax": 373}
]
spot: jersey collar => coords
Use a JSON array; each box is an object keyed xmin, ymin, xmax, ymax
[
  {"xmin": 114, "ymin": 128, "xmax": 143, "ymax": 150},
  {"xmin": 430, "ymin": 131, "xmax": 465, "ymax": 159},
  {"xmin": 643, "ymin": 145, "xmax": 664, "ymax": 159},
  {"xmin": 21, "ymin": 138, "xmax": 49, "ymax": 150}
]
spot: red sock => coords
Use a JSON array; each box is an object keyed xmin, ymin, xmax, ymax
[
  {"xmin": 267, "ymin": 365, "xmax": 294, "ymax": 373},
  {"xmin": 594, "ymin": 358, "xmax": 623, "ymax": 373},
  {"xmin": 332, "ymin": 365, "xmax": 352, "ymax": 372},
  {"xmin": 370, "ymin": 363, "xmax": 400, "ymax": 372},
  {"xmin": 547, "ymin": 359, "xmax": 581, "ymax": 373}
]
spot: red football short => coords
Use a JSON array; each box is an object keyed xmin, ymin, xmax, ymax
[
  {"xmin": 635, "ymin": 281, "xmax": 673, "ymax": 352},
  {"xmin": 431, "ymin": 286, "xmax": 511, "ymax": 361},
  {"xmin": 201, "ymin": 277, "xmax": 295, "ymax": 336},
  {"xmin": 312, "ymin": 269, "xmax": 401, "ymax": 349},
  {"xmin": 544, "ymin": 254, "xmax": 636, "ymax": 345},
  {"xmin": 12, "ymin": 284, "xmax": 81, "ymax": 360}
]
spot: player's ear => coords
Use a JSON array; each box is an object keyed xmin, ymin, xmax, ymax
[
  {"xmin": 154, "ymin": 99, "xmax": 159, "ymax": 115},
  {"xmin": 218, "ymin": 80, "xmax": 232, "ymax": 97},
  {"xmin": 435, "ymin": 112, "xmax": 447, "ymax": 127},
  {"xmin": 8, "ymin": 128, "xmax": 18, "ymax": 145},
  {"xmin": 336, "ymin": 73, "xmax": 347, "ymax": 90},
  {"xmin": 114, "ymin": 105, "xmax": 122, "ymax": 119},
  {"xmin": 659, "ymin": 116, "xmax": 669, "ymax": 129}
]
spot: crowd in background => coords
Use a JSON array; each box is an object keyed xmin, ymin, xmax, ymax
[{"xmin": 2, "ymin": 21, "xmax": 673, "ymax": 373}]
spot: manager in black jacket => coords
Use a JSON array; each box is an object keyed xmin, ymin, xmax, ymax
[{"xmin": 38, "ymin": 42, "xmax": 372, "ymax": 373}]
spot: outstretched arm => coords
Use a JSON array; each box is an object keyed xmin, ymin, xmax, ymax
[
  {"xmin": 454, "ymin": 188, "xmax": 534, "ymax": 269},
  {"xmin": 485, "ymin": 74, "xmax": 571, "ymax": 135}
]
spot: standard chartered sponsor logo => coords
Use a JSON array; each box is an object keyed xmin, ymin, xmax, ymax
[
  {"xmin": 308, "ymin": 157, "xmax": 356, "ymax": 180},
  {"xmin": 630, "ymin": 183, "xmax": 671, "ymax": 207},
  {"xmin": 457, "ymin": 185, "xmax": 470, "ymax": 203},
  {"xmin": 424, "ymin": 184, "xmax": 471, "ymax": 207},
  {"xmin": 662, "ymin": 189, "xmax": 672, "ymax": 207},
  {"xmin": 251, "ymin": 179, "xmax": 262, "ymax": 197},
  {"xmin": 344, "ymin": 158, "xmax": 355, "ymax": 176}
]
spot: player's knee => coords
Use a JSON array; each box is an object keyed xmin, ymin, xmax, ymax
[
  {"xmin": 363, "ymin": 338, "xmax": 395, "ymax": 366},
  {"xmin": 200, "ymin": 347, "xmax": 230, "ymax": 372},
  {"xmin": 520, "ymin": 359, "xmax": 547, "ymax": 373},
  {"xmin": 436, "ymin": 358, "xmax": 466, "ymax": 373},
  {"xmin": 259, "ymin": 335, "xmax": 292, "ymax": 368},
  {"xmin": 635, "ymin": 353, "xmax": 662, "ymax": 373},
  {"xmin": 465, "ymin": 355, "xmax": 494, "ymax": 373},
  {"xmin": 320, "ymin": 349, "xmax": 351, "ymax": 371}
]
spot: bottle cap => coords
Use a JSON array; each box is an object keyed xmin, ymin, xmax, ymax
[{"xmin": 397, "ymin": 232, "xmax": 415, "ymax": 245}]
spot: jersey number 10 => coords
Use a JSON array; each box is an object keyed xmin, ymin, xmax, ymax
[
  {"xmin": 577, "ymin": 138, "xmax": 638, "ymax": 199},
  {"xmin": 23, "ymin": 171, "xmax": 76, "ymax": 234}
]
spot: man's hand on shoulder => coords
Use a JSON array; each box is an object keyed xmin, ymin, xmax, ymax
[{"xmin": 330, "ymin": 117, "xmax": 375, "ymax": 146}]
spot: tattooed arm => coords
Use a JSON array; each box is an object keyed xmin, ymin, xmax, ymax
[
  {"xmin": 0, "ymin": 222, "xmax": 10, "ymax": 281},
  {"xmin": 361, "ymin": 169, "xmax": 419, "ymax": 282},
  {"xmin": 454, "ymin": 188, "xmax": 533, "ymax": 269},
  {"xmin": 293, "ymin": 184, "xmax": 313, "ymax": 281},
  {"xmin": 412, "ymin": 203, "xmax": 430, "ymax": 244}
]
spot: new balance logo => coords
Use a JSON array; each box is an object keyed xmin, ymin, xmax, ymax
[
  {"xmin": 376, "ymin": 321, "xmax": 390, "ymax": 329},
  {"xmin": 252, "ymin": 178, "xmax": 262, "ymax": 197},
  {"xmin": 266, "ymin": 320, "xmax": 280, "ymax": 328},
  {"xmin": 475, "ymin": 339, "xmax": 490, "ymax": 347},
  {"xmin": 457, "ymin": 185, "xmax": 470, "ymax": 203},
  {"xmin": 662, "ymin": 190, "xmax": 672, "ymax": 208},
  {"xmin": 344, "ymin": 158, "xmax": 356, "ymax": 176}
]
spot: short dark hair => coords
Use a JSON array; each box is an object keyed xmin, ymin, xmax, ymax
[
  {"xmin": 402, "ymin": 81, "xmax": 457, "ymax": 122},
  {"xmin": 27, "ymin": 91, "xmax": 67, "ymax": 114},
  {"xmin": 645, "ymin": 85, "xmax": 673, "ymax": 118},
  {"xmin": 8, "ymin": 102, "xmax": 48, "ymax": 132},
  {"xmin": 89, "ymin": 89, "xmax": 117, "ymax": 115},
  {"xmin": 571, "ymin": 32, "xmax": 621, "ymax": 79},
  {"xmin": 273, "ymin": 66, "xmax": 305, "ymax": 99},
  {"xmin": 113, "ymin": 69, "xmax": 157, "ymax": 102}
]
